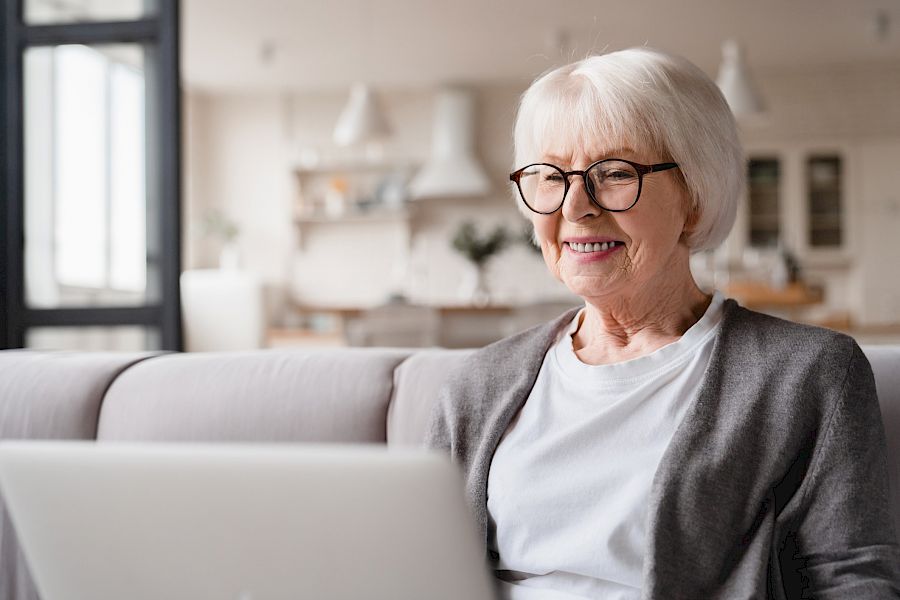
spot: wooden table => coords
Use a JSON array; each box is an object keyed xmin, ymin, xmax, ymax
[
  {"xmin": 275, "ymin": 301, "xmax": 576, "ymax": 348},
  {"xmin": 724, "ymin": 280, "xmax": 824, "ymax": 311}
]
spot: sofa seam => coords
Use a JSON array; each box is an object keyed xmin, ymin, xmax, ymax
[
  {"xmin": 91, "ymin": 351, "xmax": 178, "ymax": 440},
  {"xmin": 385, "ymin": 352, "xmax": 417, "ymax": 445}
]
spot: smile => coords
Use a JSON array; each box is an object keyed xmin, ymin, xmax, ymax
[{"xmin": 565, "ymin": 241, "xmax": 622, "ymax": 253}]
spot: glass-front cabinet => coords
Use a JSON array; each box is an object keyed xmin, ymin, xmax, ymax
[
  {"xmin": 739, "ymin": 145, "xmax": 850, "ymax": 263},
  {"xmin": 747, "ymin": 158, "xmax": 781, "ymax": 248},
  {"xmin": 806, "ymin": 156, "xmax": 843, "ymax": 248}
]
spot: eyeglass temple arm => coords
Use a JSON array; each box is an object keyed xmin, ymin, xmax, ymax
[{"xmin": 648, "ymin": 162, "xmax": 678, "ymax": 173}]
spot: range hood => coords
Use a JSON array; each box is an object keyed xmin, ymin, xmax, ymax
[{"xmin": 409, "ymin": 88, "xmax": 491, "ymax": 199}]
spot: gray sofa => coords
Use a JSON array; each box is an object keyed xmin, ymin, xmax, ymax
[{"xmin": 1, "ymin": 344, "xmax": 898, "ymax": 600}]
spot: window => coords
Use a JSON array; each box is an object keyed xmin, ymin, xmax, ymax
[
  {"xmin": 26, "ymin": 44, "xmax": 148, "ymax": 307},
  {"xmin": 2, "ymin": 0, "xmax": 181, "ymax": 350}
]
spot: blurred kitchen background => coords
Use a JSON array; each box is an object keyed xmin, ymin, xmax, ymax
[{"xmin": 5, "ymin": 0, "xmax": 900, "ymax": 351}]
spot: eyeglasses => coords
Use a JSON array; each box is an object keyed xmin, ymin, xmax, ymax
[{"xmin": 509, "ymin": 159, "xmax": 679, "ymax": 214}]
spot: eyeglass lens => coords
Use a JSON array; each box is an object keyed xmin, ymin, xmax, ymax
[{"xmin": 517, "ymin": 160, "xmax": 640, "ymax": 213}]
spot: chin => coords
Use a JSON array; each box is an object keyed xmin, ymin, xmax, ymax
[{"xmin": 561, "ymin": 274, "xmax": 625, "ymax": 300}]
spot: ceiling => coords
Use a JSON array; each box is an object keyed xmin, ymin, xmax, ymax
[{"xmin": 183, "ymin": 0, "xmax": 900, "ymax": 92}]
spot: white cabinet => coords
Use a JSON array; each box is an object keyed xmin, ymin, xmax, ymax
[{"xmin": 181, "ymin": 269, "xmax": 265, "ymax": 351}]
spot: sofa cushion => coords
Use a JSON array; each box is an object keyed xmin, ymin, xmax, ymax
[
  {"xmin": 0, "ymin": 350, "xmax": 161, "ymax": 440},
  {"xmin": 387, "ymin": 349, "xmax": 474, "ymax": 447},
  {"xmin": 97, "ymin": 348, "xmax": 413, "ymax": 443}
]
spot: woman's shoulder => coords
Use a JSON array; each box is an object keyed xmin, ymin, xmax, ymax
[{"xmin": 719, "ymin": 298, "xmax": 865, "ymax": 382}]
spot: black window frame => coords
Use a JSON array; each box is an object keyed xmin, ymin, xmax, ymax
[{"xmin": 0, "ymin": 0, "xmax": 182, "ymax": 350}]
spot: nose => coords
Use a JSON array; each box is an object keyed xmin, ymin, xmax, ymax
[{"xmin": 560, "ymin": 176, "xmax": 602, "ymax": 223}]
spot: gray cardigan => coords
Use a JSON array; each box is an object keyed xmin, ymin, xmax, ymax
[{"xmin": 425, "ymin": 299, "xmax": 900, "ymax": 599}]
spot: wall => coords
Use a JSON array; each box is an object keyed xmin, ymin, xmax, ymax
[
  {"xmin": 185, "ymin": 62, "xmax": 900, "ymax": 326},
  {"xmin": 183, "ymin": 91, "xmax": 212, "ymax": 270}
]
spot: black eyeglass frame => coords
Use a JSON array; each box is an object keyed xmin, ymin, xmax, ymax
[{"xmin": 509, "ymin": 159, "xmax": 679, "ymax": 214}]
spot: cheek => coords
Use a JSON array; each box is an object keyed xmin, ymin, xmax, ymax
[
  {"xmin": 531, "ymin": 215, "xmax": 559, "ymax": 251},
  {"xmin": 628, "ymin": 188, "xmax": 690, "ymax": 252},
  {"xmin": 531, "ymin": 215, "xmax": 563, "ymax": 274},
  {"xmin": 625, "ymin": 219, "xmax": 678, "ymax": 266}
]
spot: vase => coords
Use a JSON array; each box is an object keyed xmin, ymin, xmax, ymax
[
  {"xmin": 459, "ymin": 262, "xmax": 490, "ymax": 307},
  {"xmin": 219, "ymin": 242, "xmax": 240, "ymax": 270}
]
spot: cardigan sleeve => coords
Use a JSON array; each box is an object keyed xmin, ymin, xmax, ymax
[
  {"xmin": 792, "ymin": 342, "xmax": 900, "ymax": 599},
  {"xmin": 423, "ymin": 389, "xmax": 452, "ymax": 453}
]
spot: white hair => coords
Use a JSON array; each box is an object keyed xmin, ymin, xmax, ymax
[{"xmin": 512, "ymin": 47, "xmax": 744, "ymax": 252}]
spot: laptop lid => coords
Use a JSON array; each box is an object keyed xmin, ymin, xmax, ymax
[{"xmin": 0, "ymin": 441, "xmax": 496, "ymax": 600}]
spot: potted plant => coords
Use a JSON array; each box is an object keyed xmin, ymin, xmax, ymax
[
  {"xmin": 199, "ymin": 209, "xmax": 240, "ymax": 269},
  {"xmin": 451, "ymin": 221, "xmax": 508, "ymax": 306}
]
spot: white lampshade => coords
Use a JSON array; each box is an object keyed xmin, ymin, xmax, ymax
[
  {"xmin": 333, "ymin": 83, "xmax": 391, "ymax": 146},
  {"xmin": 716, "ymin": 40, "xmax": 766, "ymax": 117}
]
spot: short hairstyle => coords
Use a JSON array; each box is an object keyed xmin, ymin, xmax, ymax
[{"xmin": 512, "ymin": 47, "xmax": 744, "ymax": 252}]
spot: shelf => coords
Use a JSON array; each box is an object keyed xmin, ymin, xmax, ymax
[
  {"xmin": 294, "ymin": 208, "xmax": 411, "ymax": 224},
  {"xmin": 293, "ymin": 160, "xmax": 417, "ymax": 176},
  {"xmin": 293, "ymin": 160, "xmax": 418, "ymax": 223}
]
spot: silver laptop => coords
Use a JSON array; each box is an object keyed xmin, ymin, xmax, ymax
[{"xmin": 0, "ymin": 441, "xmax": 497, "ymax": 600}]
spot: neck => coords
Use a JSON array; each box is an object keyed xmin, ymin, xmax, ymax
[{"xmin": 572, "ymin": 264, "xmax": 711, "ymax": 366}]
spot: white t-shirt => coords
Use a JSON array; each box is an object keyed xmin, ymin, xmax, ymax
[{"xmin": 486, "ymin": 291, "xmax": 725, "ymax": 600}]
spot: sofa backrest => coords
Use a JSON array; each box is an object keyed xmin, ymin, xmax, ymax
[{"xmin": 97, "ymin": 348, "xmax": 413, "ymax": 443}]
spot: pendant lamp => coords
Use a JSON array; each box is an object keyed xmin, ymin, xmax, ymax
[
  {"xmin": 715, "ymin": 40, "xmax": 766, "ymax": 118},
  {"xmin": 332, "ymin": 84, "xmax": 391, "ymax": 147}
]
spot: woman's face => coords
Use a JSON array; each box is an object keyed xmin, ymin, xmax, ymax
[{"xmin": 529, "ymin": 143, "xmax": 694, "ymax": 305}]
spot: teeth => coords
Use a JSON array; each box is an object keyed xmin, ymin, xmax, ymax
[{"xmin": 568, "ymin": 241, "xmax": 621, "ymax": 253}]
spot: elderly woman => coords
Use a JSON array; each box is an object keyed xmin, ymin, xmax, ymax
[{"xmin": 425, "ymin": 48, "xmax": 900, "ymax": 599}]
